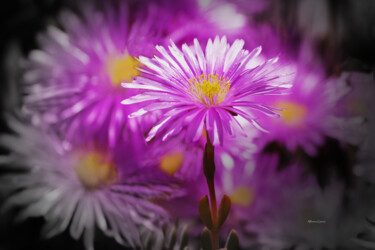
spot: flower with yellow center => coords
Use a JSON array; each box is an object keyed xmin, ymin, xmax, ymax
[
  {"xmin": 276, "ymin": 101, "xmax": 307, "ymax": 127},
  {"xmin": 74, "ymin": 151, "xmax": 118, "ymax": 190},
  {"xmin": 159, "ymin": 151, "xmax": 185, "ymax": 176},
  {"xmin": 0, "ymin": 116, "xmax": 178, "ymax": 250},
  {"xmin": 189, "ymin": 73, "xmax": 231, "ymax": 105},
  {"xmin": 105, "ymin": 54, "xmax": 140, "ymax": 88},
  {"xmin": 229, "ymin": 186, "xmax": 254, "ymax": 207},
  {"xmin": 122, "ymin": 37, "xmax": 292, "ymax": 145}
]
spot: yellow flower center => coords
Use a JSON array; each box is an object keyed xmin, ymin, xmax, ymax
[
  {"xmin": 189, "ymin": 74, "xmax": 231, "ymax": 105},
  {"xmin": 229, "ymin": 186, "xmax": 254, "ymax": 207},
  {"xmin": 105, "ymin": 54, "xmax": 140, "ymax": 88},
  {"xmin": 74, "ymin": 151, "xmax": 118, "ymax": 190},
  {"xmin": 276, "ymin": 101, "xmax": 307, "ymax": 127},
  {"xmin": 159, "ymin": 151, "xmax": 184, "ymax": 176}
]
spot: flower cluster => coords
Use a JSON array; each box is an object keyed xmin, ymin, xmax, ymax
[{"xmin": 0, "ymin": 0, "xmax": 374, "ymax": 250}]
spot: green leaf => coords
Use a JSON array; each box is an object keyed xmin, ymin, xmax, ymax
[
  {"xmin": 225, "ymin": 230, "xmax": 239, "ymax": 250},
  {"xmin": 179, "ymin": 225, "xmax": 189, "ymax": 250},
  {"xmin": 199, "ymin": 196, "xmax": 213, "ymax": 229},
  {"xmin": 168, "ymin": 226, "xmax": 177, "ymax": 250},
  {"xmin": 201, "ymin": 227, "xmax": 212, "ymax": 250},
  {"xmin": 145, "ymin": 231, "xmax": 154, "ymax": 250},
  {"xmin": 218, "ymin": 195, "xmax": 231, "ymax": 228}
]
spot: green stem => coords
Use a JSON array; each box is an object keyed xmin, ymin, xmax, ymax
[
  {"xmin": 207, "ymin": 179, "xmax": 219, "ymax": 250},
  {"xmin": 204, "ymin": 133, "xmax": 219, "ymax": 250}
]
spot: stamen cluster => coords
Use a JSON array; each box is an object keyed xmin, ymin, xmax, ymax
[{"xmin": 188, "ymin": 74, "xmax": 231, "ymax": 105}]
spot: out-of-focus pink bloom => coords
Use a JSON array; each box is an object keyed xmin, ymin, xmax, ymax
[
  {"xmin": 225, "ymin": 0, "xmax": 270, "ymax": 14},
  {"xmin": 257, "ymin": 69, "xmax": 364, "ymax": 155},
  {"xmin": 155, "ymin": 125, "xmax": 259, "ymax": 242},
  {"xmin": 142, "ymin": 135, "xmax": 204, "ymax": 180},
  {"xmin": 122, "ymin": 36, "xmax": 293, "ymax": 146},
  {"xmin": 160, "ymin": 0, "xmax": 281, "ymax": 56},
  {"xmin": 143, "ymin": 122, "xmax": 259, "ymax": 181},
  {"xmin": 166, "ymin": 1, "xmax": 248, "ymax": 45},
  {"xmin": 0, "ymin": 116, "xmax": 177, "ymax": 250},
  {"xmin": 211, "ymin": 127, "xmax": 259, "ymax": 242},
  {"xmin": 22, "ymin": 2, "xmax": 163, "ymax": 147}
]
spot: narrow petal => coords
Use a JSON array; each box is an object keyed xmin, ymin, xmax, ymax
[
  {"xmin": 186, "ymin": 110, "xmax": 207, "ymax": 142},
  {"xmin": 194, "ymin": 38, "xmax": 206, "ymax": 73},
  {"xmin": 223, "ymin": 39, "xmax": 245, "ymax": 72},
  {"xmin": 212, "ymin": 108, "xmax": 224, "ymax": 146}
]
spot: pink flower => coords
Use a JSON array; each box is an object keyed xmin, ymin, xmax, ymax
[
  {"xmin": 22, "ymin": 2, "xmax": 163, "ymax": 147},
  {"xmin": 258, "ymin": 69, "xmax": 363, "ymax": 155},
  {"xmin": 122, "ymin": 36, "xmax": 293, "ymax": 145},
  {"xmin": 0, "ymin": 116, "xmax": 178, "ymax": 250}
]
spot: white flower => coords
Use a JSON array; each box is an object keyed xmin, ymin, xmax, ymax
[{"xmin": 0, "ymin": 116, "xmax": 176, "ymax": 250}]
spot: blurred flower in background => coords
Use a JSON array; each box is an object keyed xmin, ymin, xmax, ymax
[
  {"xmin": 257, "ymin": 68, "xmax": 364, "ymax": 156},
  {"xmin": 244, "ymin": 155, "xmax": 368, "ymax": 250},
  {"xmin": 0, "ymin": 116, "xmax": 178, "ymax": 250},
  {"xmin": 143, "ymin": 135, "xmax": 204, "ymax": 180},
  {"xmin": 20, "ymin": 1, "xmax": 166, "ymax": 147},
  {"xmin": 337, "ymin": 72, "xmax": 375, "ymax": 182}
]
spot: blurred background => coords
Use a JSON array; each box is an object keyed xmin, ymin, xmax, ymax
[
  {"xmin": 0, "ymin": 0, "xmax": 375, "ymax": 249},
  {"xmin": 2, "ymin": 0, "xmax": 375, "ymax": 122}
]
